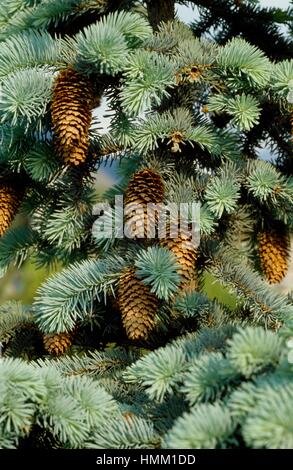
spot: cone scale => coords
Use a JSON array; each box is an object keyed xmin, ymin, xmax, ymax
[
  {"xmin": 43, "ymin": 332, "xmax": 72, "ymax": 356},
  {"xmin": 0, "ymin": 181, "xmax": 23, "ymax": 236},
  {"xmin": 258, "ymin": 229, "xmax": 290, "ymax": 284},
  {"xmin": 160, "ymin": 228, "xmax": 198, "ymax": 291},
  {"xmin": 124, "ymin": 168, "xmax": 164, "ymax": 239},
  {"xmin": 51, "ymin": 68, "xmax": 94, "ymax": 166},
  {"xmin": 118, "ymin": 267, "xmax": 158, "ymax": 340}
]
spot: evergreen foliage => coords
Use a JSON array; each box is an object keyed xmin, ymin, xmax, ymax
[{"xmin": 0, "ymin": 0, "xmax": 292, "ymax": 449}]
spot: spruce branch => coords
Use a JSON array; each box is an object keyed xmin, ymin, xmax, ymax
[
  {"xmin": 164, "ymin": 402, "xmax": 235, "ymax": 449},
  {"xmin": 134, "ymin": 246, "xmax": 181, "ymax": 301},
  {"xmin": 174, "ymin": 291, "xmax": 211, "ymax": 319},
  {"xmin": 132, "ymin": 107, "xmax": 216, "ymax": 154},
  {"xmin": 36, "ymin": 348, "xmax": 138, "ymax": 379},
  {"xmin": 227, "ymin": 326, "xmax": 283, "ymax": 377},
  {"xmin": 85, "ymin": 415, "xmax": 160, "ymax": 449},
  {"xmin": 34, "ymin": 256, "xmax": 128, "ymax": 333},
  {"xmin": 0, "ymin": 0, "xmax": 107, "ymax": 39},
  {"xmin": 75, "ymin": 23, "xmax": 128, "ymax": 75},
  {"xmin": 216, "ymin": 37, "xmax": 271, "ymax": 88},
  {"xmin": 209, "ymin": 93, "xmax": 261, "ymax": 130},
  {"xmin": 75, "ymin": 11, "xmax": 152, "ymax": 75},
  {"xmin": 23, "ymin": 141, "xmax": 60, "ymax": 182},
  {"xmin": 0, "ymin": 0, "xmax": 292, "ymax": 451},
  {"xmin": 0, "ymin": 302, "xmax": 34, "ymax": 343},
  {"xmin": 182, "ymin": 352, "xmax": 241, "ymax": 405},
  {"xmin": 0, "ymin": 31, "xmax": 72, "ymax": 80},
  {"xmin": 271, "ymin": 59, "xmax": 293, "ymax": 99},
  {"xmin": 120, "ymin": 50, "xmax": 176, "ymax": 116},
  {"xmin": 209, "ymin": 254, "xmax": 293, "ymax": 325},
  {"xmin": 245, "ymin": 159, "xmax": 293, "ymax": 205},
  {"xmin": 205, "ymin": 172, "xmax": 241, "ymax": 218},
  {"xmin": 0, "ymin": 68, "xmax": 54, "ymax": 128},
  {"xmin": 124, "ymin": 344, "xmax": 186, "ymax": 402},
  {"xmin": 242, "ymin": 384, "xmax": 293, "ymax": 449},
  {"xmin": 0, "ymin": 225, "xmax": 36, "ymax": 272},
  {"xmin": 100, "ymin": 10, "xmax": 152, "ymax": 48}
]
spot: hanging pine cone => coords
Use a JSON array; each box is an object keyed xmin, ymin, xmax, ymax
[
  {"xmin": 51, "ymin": 67, "xmax": 94, "ymax": 166},
  {"xmin": 43, "ymin": 332, "xmax": 72, "ymax": 356},
  {"xmin": 124, "ymin": 168, "xmax": 164, "ymax": 239},
  {"xmin": 0, "ymin": 181, "xmax": 23, "ymax": 236},
  {"xmin": 160, "ymin": 227, "xmax": 198, "ymax": 291},
  {"xmin": 117, "ymin": 267, "xmax": 158, "ymax": 340},
  {"xmin": 258, "ymin": 229, "xmax": 290, "ymax": 284}
]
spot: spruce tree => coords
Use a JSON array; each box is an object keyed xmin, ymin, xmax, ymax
[{"xmin": 0, "ymin": 0, "xmax": 293, "ymax": 449}]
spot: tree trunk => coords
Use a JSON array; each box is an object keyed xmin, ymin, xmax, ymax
[{"xmin": 146, "ymin": 0, "xmax": 175, "ymax": 31}]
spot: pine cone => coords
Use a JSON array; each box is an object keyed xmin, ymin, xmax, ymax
[
  {"xmin": 118, "ymin": 267, "xmax": 158, "ymax": 340},
  {"xmin": 124, "ymin": 168, "xmax": 164, "ymax": 239},
  {"xmin": 0, "ymin": 181, "xmax": 23, "ymax": 236},
  {"xmin": 51, "ymin": 67, "xmax": 94, "ymax": 166},
  {"xmin": 160, "ymin": 227, "xmax": 198, "ymax": 291},
  {"xmin": 43, "ymin": 332, "xmax": 72, "ymax": 356},
  {"xmin": 258, "ymin": 229, "xmax": 290, "ymax": 284}
]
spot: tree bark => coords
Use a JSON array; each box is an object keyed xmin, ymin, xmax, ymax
[{"xmin": 146, "ymin": 0, "xmax": 175, "ymax": 31}]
